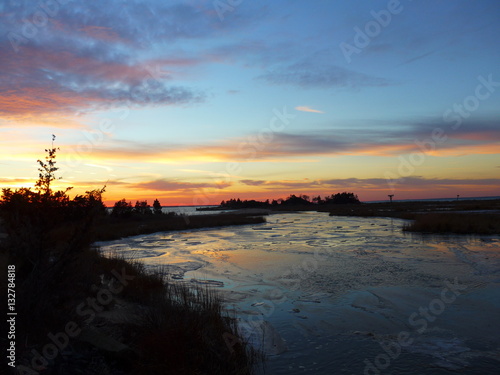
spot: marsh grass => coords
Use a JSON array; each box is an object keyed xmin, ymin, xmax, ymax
[
  {"xmin": 0, "ymin": 207, "xmax": 262, "ymax": 374},
  {"xmin": 87, "ymin": 254, "xmax": 263, "ymax": 375},
  {"xmin": 328, "ymin": 199, "xmax": 500, "ymax": 221},
  {"xmin": 132, "ymin": 275, "xmax": 263, "ymax": 375},
  {"xmin": 93, "ymin": 213, "xmax": 266, "ymax": 242},
  {"xmin": 1, "ymin": 238, "xmax": 262, "ymax": 374},
  {"xmin": 402, "ymin": 213, "xmax": 500, "ymax": 235}
]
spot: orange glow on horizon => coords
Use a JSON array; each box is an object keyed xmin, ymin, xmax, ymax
[{"xmin": 1, "ymin": 176, "xmax": 498, "ymax": 207}]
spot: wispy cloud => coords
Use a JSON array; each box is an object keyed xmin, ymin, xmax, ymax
[
  {"xmin": 240, "ymin": 179, "xmax": 267, "ymax": 186},
  {"xmin": 66, "ymin": 117, "xmax": 500, "ymax": 164},
  {"xmin": 0, "ymin": 42, "xmax": 204, "ymax": 123},
  {"xmin": 234, "ymin": 177, "xmax": 500, "ymax": 193},
  {"xmin": 129, "ymin": 179, "xmax": 232, "ymax": 192},
  {"xmin": 258, "ymin": 61, "xmax": 392, "ymax": 89},
  {"xmin": 295, "ymin": 106, "xmax": 324, "ymax": 114},
  {"xmin": 398, "ymin": 50, "xmax": 436, "ymax": 66},
  {"xmin": 0, "ymin": 1, "xmax": 238, "ymax": 124}
]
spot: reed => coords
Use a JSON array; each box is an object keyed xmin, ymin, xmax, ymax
[
  {"xmin": 402, "ymin": 213, "xmax": 500, "ymax": 235},
  {"xmin": 92, "ymin": 213, "xmax": 266, "ymax": 242}
]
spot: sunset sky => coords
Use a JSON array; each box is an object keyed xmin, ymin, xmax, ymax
[{"xmin": 1, "ymin": 0, "xmax": 499, "ymax": 205}]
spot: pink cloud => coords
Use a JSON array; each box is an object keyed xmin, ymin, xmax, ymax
[{"xmin": 295, "ymin": 106, "xmax": 324, "ymax": 114}]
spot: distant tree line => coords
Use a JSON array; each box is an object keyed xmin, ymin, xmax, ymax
[
  {"xmin": 111, "ymin": 198, "xmax": 177, "ymax": 218},
  {"xmin": 220, "ymin": 192, "xmax": 360, "ymax": 209}
]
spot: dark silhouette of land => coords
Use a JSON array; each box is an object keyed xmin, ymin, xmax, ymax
[
  {"xmin": 326, "ymin": 199, "xmax": 500, "ymax": 234},
  {"xmin": 0, "ymin": 140, "xmax": 262, "ymax": 375},
  {"xmin": 94, "ymin": 211, "xmax": 266, "ymax": 241},
  {"xmin": 197, "ymin": 192, "xmax": 360, "ymax": 212},
  {"xmin": 204, "ymin": 194, "xmax": 500, "ymax": 235}
]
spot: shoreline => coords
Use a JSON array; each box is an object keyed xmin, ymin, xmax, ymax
[
  {"xmin": 92, "ymin": 212, "xmax": 267, "ymax": 242},
  {"xmin": 95, "ymin": 212, "xmax": 500, "ymax": 373}
]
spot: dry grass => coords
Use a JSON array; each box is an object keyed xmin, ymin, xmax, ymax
[
  {"xmin": 131, "ymin": 276, "xmax": 263, "ymax": 375},
  {"xmin": 93, "ymin": 213, "xmax": 266, "ymax": 242},
  {"xmin": 328, "ymin": 199, "xmax": 500, "ymax": 218},
  {"xmin": 326, "ymin": 199, "xmax": 500, "ymax": 235},
  {"xmin": 0, "ymin": 242, "xmax": 262, "ymax": 374},
  {"xmin": 85, "ymin": 253, "xmax": 263, "ymax": 375},
  {"xmin": 0, "ymin": 208, "xmax": 263, "ymax": 374},
  {"xmin": 403, "ymin": 213, "xmax": 500, "ymax": 235}
]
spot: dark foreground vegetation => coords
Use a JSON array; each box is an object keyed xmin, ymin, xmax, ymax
[
  {"xmin": 327, "ymin": 199, "xmax": 500, "ymax": 235},
  {"xmin": 0, "ymin": 140, "xmax": 262, "ymax": 374},
  {"xmin": 402, "ymin": 212, "xmax": 500, "ymax": 235},
  {"xmin": 94, "ymin": 213, "xmax": 266, "ymax": 242}
]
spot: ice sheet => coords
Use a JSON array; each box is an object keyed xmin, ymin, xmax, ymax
[{"xmin": 96, "ymin": 212, "xmax": 500, "ymax": 374}]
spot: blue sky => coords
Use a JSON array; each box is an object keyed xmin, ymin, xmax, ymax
[{"xmin": 1, "ymin": 0, "xmax": 499, "ymax": 204}]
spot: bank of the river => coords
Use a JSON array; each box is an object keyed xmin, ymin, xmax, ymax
[
  {"xmin": 93, "ymin": 212, "xmax": 267, "ymax": 241},
  {"xmin": 1, "ymin": 209, "xmax": 265, "ymax": 374},
  {"xmin": 192, "ymin": 199, "xmax": 500, "ymax": 235},
  {"xmin": 328, "ymin": 199, "xmax": 500, "ymax": 235}
]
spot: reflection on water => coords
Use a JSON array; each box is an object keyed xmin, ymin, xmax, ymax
[{"xmin": 96, "ymin": 212, "xmax": 500, "ymax": 374}]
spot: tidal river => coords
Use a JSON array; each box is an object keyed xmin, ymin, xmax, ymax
[{"xmin": 96, "ymin": 211, "xmax": 500, "ymax": 374}]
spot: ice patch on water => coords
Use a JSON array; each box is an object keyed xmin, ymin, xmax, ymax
[
  {"xmin": 190, "ymin": 278, "xmax": 224, "ymax": 287},
  {"xmin": 407, "ymin": 337, "xmax": 471, "ymax": 370},
  {"xmin": 238, "ymin": 320, "xmax": 287, "ymax": 355}
]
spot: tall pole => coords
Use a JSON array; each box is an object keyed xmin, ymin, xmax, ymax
[{"xmin": 388, "ymin": 194, "xmax": 394, "ymax": 203}]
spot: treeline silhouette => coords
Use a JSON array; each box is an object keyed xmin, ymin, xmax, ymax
[
  {"xmin": 110, "ymin": 198, "xmax": 174, "ymax": 218},
  {"xmin": 220, "ymin": 192, "xmax": 360, "ymax": 209}
]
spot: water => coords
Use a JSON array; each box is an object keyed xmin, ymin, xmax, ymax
[
  {"xmin": 105, "ymin": 205, "xmax": 228, "ymax": 216},
  {"xmin": 161, "ymin": 205, "xmax": 229, "ymax": 215},
  {"xmin": 95, "ymin": 212, "xmax": 500, "ymax": 374}
]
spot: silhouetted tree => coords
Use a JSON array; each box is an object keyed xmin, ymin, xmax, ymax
[
  {"xmin": 0, "ymin": 137, "xmax": 106, "ymax": 324},
  {"xmin": 111, "ymin": 199, "xmax": 133, "ymax": 217},
  {"xmin": 69, "ymin": 187, "xmax": 107, "ymax": 218},
  {"xmin": 35, "ymin": 135, "xmax": 66, "ymax": 197},
  {"xmin": 281, "ymin": 194, "xmax": 312, "ymax": 206},
  {"xmin": 325, "ymin": 192, "xmax": 360, "ymax": 204},
  {"xmin": 312, "ymin": 195, "xmax": 324, "ymax": 204},
  {"xmin": 153, "ymin": 199, "xmax": 162, "ymax": 215},
  {"xmin": 134, "ymin": 200, "xmax": 152, "ymax": 215}
]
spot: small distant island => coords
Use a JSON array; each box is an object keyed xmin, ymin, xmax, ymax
[{"xmin": 197, "ymin": 192, "xmax": 361, "ymax": 211}]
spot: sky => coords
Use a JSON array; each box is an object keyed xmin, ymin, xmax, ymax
[{"xmin": 1, "ymin": 0, "xmax": 499, "ymax": 206}]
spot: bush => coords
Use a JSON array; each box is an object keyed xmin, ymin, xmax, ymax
[{"xmin": 112, "ymin": 198, "xmax": 134, "ymax": 218}]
